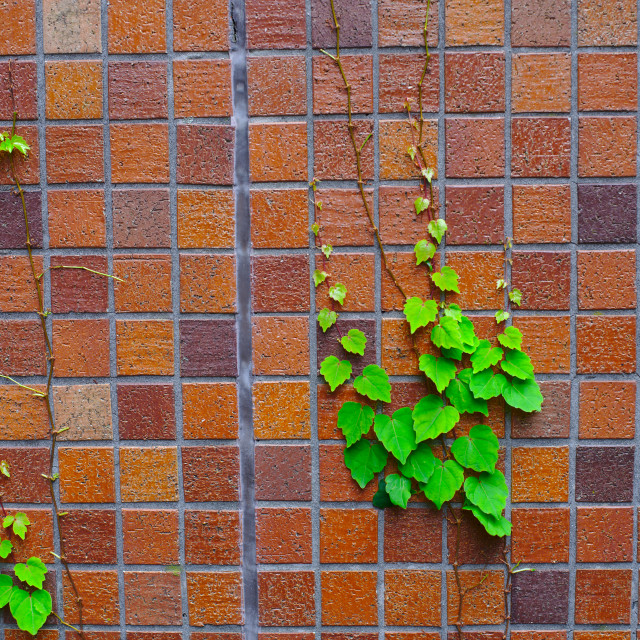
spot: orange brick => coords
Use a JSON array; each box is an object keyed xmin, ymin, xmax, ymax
[
  {"xmin": 0, "ymin": 255, "xmax": 42, "ymax": 312},
  {"xmin": 512, "ymin": 447, "xmax": 570, "ymax": 503},
  {"xmin": 0, "ymin": 0, "xmax": 36, "ymax": 55},
  {"xmin": 511, "ymin": 508, "xmax": 571, "ymax": 563},
  {"xmin": 313, "ymin": 55, "xmax": 373, "ymax": 114},
  {"xmin": 253, "ymin": 381, "xmax": 310, "ymax": 439},
  {"xmin": 577, "ymin": 316, "xmax": 636, "ymax": 374},
  {"xmin": 53, "ymin": 319, "xmax": 110, "ymax": 377},
  {"xmin": 0, "ymin": 385, "xmax": 48, "ymax": 440},
  {"xmin": 512, "ymin": 185, "xmax": 571, "ymax": 244},
  {"xmin": 183, "ymin": 382, "xmax": 238, "ymax": 439},
  {"xmin": 320, "ymin": 509, "xmax": 378, "ymax": 563},
  {"xmin": 446, "ymin": 0, "xmax": 504, "ymax": 45},
  {"xmin": 447, "ymin": 251, "xmax": 503, "ymax": 310},
  {"xmin": 321, "ymin": 571, "xmax": 377, "ymax": 625},
  {"xmin": 116, "ymin": 320, "xmax": 174, "ymax": 376},
  {"xmin": 187, "ymin": 572, "xmax": 243, "ymax": 625},
  {"xmin": 174, "ymin": 60, "xmax": 232, "ymax": 118},
  {"xmin": 249, "ymin": 123, "xmax": 307, "ymax": 182},
  {"xmin": 59, "ymin": 447, "xmax": 115, "ymax": 503},
  {"xmin": 45, "ymin": 61, "xmax": 102, "ymax": 119},
  {"xmin": 578, "ymin": 116, "xmax": 636, "ymax": 178},
  {"xmin": 315, "ymin": 253, "xmax": 375, "ymax": 312},
  {"xmin": 63, "ymin": 570, "xmax": 119, "ymax": 624},
  {"xmin": 180, "ymin": 254, "xmax": 236, "ymax": 313},
  {"xmin": 177, "ymin": 189, "xmax": 235, "ymax": 249},
  {"xmin": 578, "ymin": 53, "xmax": 637, "ymax": 111},
  {"xmin": 252, "ymin": 316, "xmax": 309, "ymax": 376},
  {"xmin": 108, "ymin": 0, "xmax": 166, "ymax": 53},
  {"xmin": 381, "ymin": 252, "xmax": 439, "ymax": 312},
  {"xmin": 447, "ymin": 570, "xmax": 504, "ymax": 625},
  {"xmin": 250, "ymin": 189, "xmax": 309, "ymax": 249},
  {"xmin": 114, "ymin": 254, "xmax": 172, "ymax": 312},
  {"xmin": 385, "ymin": 570, "xmax": 441, "ymax": 626},
  {"xmin": 512, "ymin": 54, "xmax": 571, "ymax": 113},
  {"xmin": 380, "ymin": 119, "xmax": 437, "ymax": 180},
  {"xmin": 120, "ymin": 447, "xmax": 179, "ymax": 502},
  {"xmin": 110, "ymin": 123, "xmax": 169, "ymax": 183},
  {"xmin": 579, "ymin": 381, "xmax": 635, "ymax": 439},
  {"xmin": 513, "ymin": 316, "xmax": 571, "ymax": 374},
  {"xmin": 48, "ymin": 189, "xmax": 106, "ymax": 248},
  {"xmin": 319, "ymin": 444, "xmax": 378, "ymax": 502},
  {"xmin": 577, "ymin": 250, "xmax": 636, "ymax": 310}
]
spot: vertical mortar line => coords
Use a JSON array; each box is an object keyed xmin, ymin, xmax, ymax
[{"xmin": 229, "ymin": 0, "xmax": 258, "ymax": 635}]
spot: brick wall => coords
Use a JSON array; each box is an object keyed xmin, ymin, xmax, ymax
[{"xmin": 0, "ymin": 0, "xmax": 638, "ymax": 635}]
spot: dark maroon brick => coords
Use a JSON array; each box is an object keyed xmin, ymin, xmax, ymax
[
  {"xmin": 576, "ymin": 446, "xmax": 635, "ymax": 503},
  {"xmin": 0, "ymin": 61, "xmax": 37, "ymax": 120},
  {"xmin": 177, "ymin": 125, "xmax": 234, "ymax": 185},
  {"xmin": 50, "ymin": 255, "xmax": 109, "ymax": 313},
  {"xmin": 512, "ymin": 117, "xmax": 571, "ymax": 178},
  {"xmin": 0, "ymin": 191, "xmax": 42, "ymax": 249},
  {"xmin": 112, "ymin": 189, "xmax": 171, "ymax": 248},
  {"xmin": 180, "ymin": 319, "xmax": 237, "ymax": 377},
  {"xmin": 511, "ymin": 0, "xmax": 571, "ymax": 47},
  {"xmin": 58, "ymin": 510, "xmax": 117, "ymax": 564},
  {"xmin": 117, "ymin": 384, "xmax": 176, "ymax": 440},
  {"xmin": 317, "ymin": 319, "xmax": 376, "ymax": 377},
  {"xmin": 384, "ymin": 508, "xmax": 442, "ymax": 563},
  {"xmin": 511, "ymin": 570, "xmax": 569, "ymax": 624},
  {"xmin": 578, "ymin": 184, "xmax": 637, "ymax": 244},
  {"xmin": 446, "ymin": 508, "xmax": 503, "ymax": 564},
  {"xmin": 445, "ymin": 52, "xmax": 506, "ymax": 113},
  {"xmin": 255, "ymin": 444, "xmax": 312, "ymax": 501},
  {"xmin": 0, "ymin": 448, "xmax": 50, "ymax": 503},
  {"xmin": 108, "ymin": 62, "xmax": 168, "ymax": 120},
  {"xmin": 512, "ymin": 381, "xmax": 571, "ymax": 438},
  {"xmin": 311, "ymin": 0, "xmax": 372, "ymax": 48},
  {"xmin": 182, "ymin": 446, "xmax": 240, "ymax": 502},
  {"xmin": 0, "ymin": 320, "xmax": 45, "ymax": 377},
  {"xmin": 511, "ymin": 251, "xmax": 571, "ymax": 310},
  {"xmin": 445, "ymin": 186, "xmax": 504, "ymax": 245},
  {"xmin": 251, "ymin": 255, "xmax": 310, "ymax": 313}
]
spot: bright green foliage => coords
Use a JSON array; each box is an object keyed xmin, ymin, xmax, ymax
[
  {"xmin": 354, "ymin": 364, "xmax": 391, "ymax": 403},
  {"xmin": 311, "ymin": 223, "xmax": 320, "ymax": 236},
  {"xmin": 451, "ymin": 425, "xmax": 499, "ymax": 473},
  {"xmin": 0, "ymin": 575, "xmax": 11, "ymax": 607},
  {"xmin": 431, "ymin": 316, "xmax": 463, "ymax": 350},
  {"xmin": 441, "ymin": 347, "xmax": 463, "ymax": 360},
  {"xmin": 445, "ymin": 369, "xmax": 488, "ymax": 416},
  {"xmin": 337, "ymin": 402, "xmax": 374, "ymax": 447},
  {"xmin": 399, "ymin": 442, "xmax": 437, "ymax": 482},
  {"xmin": 458, "ymin": 316, "xmax": 478, "ymax": 352},
  {"xmin": 321, "ymin": 244, "xmax": 333, "ymax": 259},
  {"xmin": 509, "ymin": 288, "xmax": 522, "ymax": 306},
  {"xmin": 0, "ymin": 540, "xmax": 12, "ymax": 559},
  {"xmin": 0, "ymin": 460, "xmax": 9, "ymax": 478},
  {"xmin": 502, "ymin": 376, "xmax": 543, "ymax": 412},
  {"xmin": 372, "ymin": 477, "xmax": 393, "ymax": 509},
  {"xmin": 385, "ymin": 473, "xmax": 412, "ymax": 508},
  {"xmin": 498, "ymin": 326, "xmax": 523, "ymax": 350},
  {"xmin": 421, "ymin": 459, "xmax": 464, "ymax": 509},
  {"xmin": 469, "ymin": 369, "xmax": 507, "ymax": 400},
  {"xmin": 318, "ymin": 308, "xmax": 338, "ymax": 332},
  {"xmin": 340, "ymin": 328, "xmax": 367, "ymax": 356},
  {"xmin": 313, "ymin": 269, "xmax": 328, "ymax": 287},
  {"xmin": 415, "ymin": 239, "xmax": 436, "ymax": 265},
  {"xmin": 470, "ymin": 340, "xmax": 503, "ymax": 373},
  {"xmin": 418, "ymin": 354, "xmax": 456, "ymax": 393},
  {"xmin": 374, "ymin": 408, "xmax": 416, "ymax": 464},
  {"xmin": 464, "ymin": 470, "xmax": 509, "ymax": 517},
  {"xmin": 3, "ymin": 513, "xmax": 30, "ymax": 540},
  {"xmin": 412, "ymin": 395, "xmax": 460, "ymax": 441},
  {"xmin": 14, "ymin": 558, "xmax": 47, "ymax": 590},
  {"xmin": 501, "ymin": 348, "xmax": 534, "ymax": 380},
  {"xmin": 320, "ymin": 356, "xmax": 352, "ymax": 391},
  {"xmin": 422, "ymin": 167, "xmax": 435, "ymax": 183},
  {"xmin": 403, "ymin": 297, "xmax": 438, "ymax": 333},
  {"xmin": 463, "ymin": 500, "xmax": 512, "ymax": 537},
  {"xmin": 0, "ymin": 133, "xmax": 30, "ymax": 156},
  {"xmin": 344, "ymin": 440, "xmax": 388, "ymax": 488},
  {"xmin": 431, "ymin": 265, "xmax": 460, "ymax": 293},
  {"xmin": 495, "ymin": 310, "xmax": 510, "ymax": 323},
  {"xmin": 414, "ymin": 196, "xmax": 429, "ymax": 215},
  {"xmin": 9, "ymin": 588, "xmax": 52, "ymax": 636},
  {"xmin": 428, "ymin": 218, "xmax": 447, "ymax": 243},
  {"xmin": 329, "ymin": 282, "xmax": 347, "ymax": 305}
]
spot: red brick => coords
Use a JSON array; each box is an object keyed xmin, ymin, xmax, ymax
[
  {"xmin": 246, "ymin": 0, "xmax": 306, "ymax": 49},
  {"xmin": 320, "ymin": 444, "xmax": 377, "ymax": 502},
  {"xmin": 511, "ymin": 508, "xmax": 570, "ymax": 563},
  {"xmin": 53, "ymin": 319, "xmax": 110, "ymax": 377},
  {"xmin": 578, "ymin": 250, "xmax": 636, "ymax": 310},
  {"xmin": 579, "ymin": 116, "xmax": 637, "ymax": 178},
  {"xmin": 124, "ymin": 572, "xmax": 181, "ymax": 625},
  {"xmin": 259, "ymin": 571, "xmax": 315, "ymax": 626},
  {"xmin": 577, "ymin": 507, "xmax": 633, "ymax": 562},
  {"xmin": 111, "ymin": 123, "xmax": 170, "ymax": 183},
  {"xmin": 579, "ymin": 381, "xmax": 635, "ymax": 439},
  {"xmin": 117, "ymin": 384, "xmax": 175, "ymax": 440},
  {"xmin": 248, "ymin": 56, "xmax": 306, "ymax": 116},
  {"xmin": 46, "ymin": 125, "xmax": 104, "ymax": 183},
  {"xmin": 321, "ymin": 571, "xmax": 377, "ymax": 625},
  {"xmin": 174, "ymin": 60, "xmax": 232, "ymax": 118},
  {"xmin": 185, "ymin": 510, "xmax": 241, "ymax": 565},
  {"xmin": 445, "ymin": 52, "xmax": 505, "ymax": 113},
  {"xmin": 446, "ymin": 508, "xmax": 503, "ymax": 565},
  {"xmin": 0, "ymin": 124, "xmax": 39, "ymax": 185},
  {"xmin": 108, "ymin": 62, "xmax": 167, "ymax": 119},
  {"xmin": 178, "ymin": 125, "xmax": 235, "ymax": 185},
  {"xmin": 108, "ymin": 0, "xmax": 165, "ymax": 53},
  {"xmin": 313, "ymin": 55, "xmax": 373, "ymax": 114},
  {"xmin": 50, "ymin": 255, "xmax": 108, "ymax": 313},
  {"xmin": 384, "ymin": 508, "xmax": 442, "ymax": 563},
  {"xmin": 512, "ymin": 117, "xmax": 571, "ymax": 178},
  {"xmin": 511, "ymin": 251, "xmax": 571, "ymax": 310},
  {"xmin": 575, "ymin": 570, "xmax": 632, "ymax": 624},
  {"xmin": 379, "ymin": 53, "xmax": 439, "ymax": 114},
  {"xmin": 512, "ymin": 381, "xmax": 571, "ymax": 439},
  {"xmin": 378, "ymin": 0, "xmax": 439, "ymax": 47},
  {"xmin": 447, "ymin": 570, "xmax": 504, "ymax": 625},
  {"xmin": 578, "ymin": 53, "xmax": 637, "ymax": 112},
  {"xmin": 173, "ymin": 0, "xmax": 228, "ymax": 51},
  {"xmin": 316, "ymin": 188, "xmax": 374, "ymax": 246},
  {"xmin": 316, "ymin": 253, "xmax": 375, "ymax": 312},
  {"xmin": 183, "ymin": 446, "xmax": 240, "ymax": 502},
  {"xmin": 512, "ymin": 0, "xmax": 570, "ymax": 46},
  {"xmin": 446, "ymin": 118, "xmax": 504, "ymax": 178},
  {"xmin": 122, "ymin": 509, "xmax": 179, "ymax": 565},
  {"xmin": 314, "ymin": 120, "xmax": 374, "ymax": 180},
  {"xmin": 379, "ymin": 186, "xmax": 439, "ymax": 245},
  {"xmin": 445, "ymin": 186, "xmax": 504, "ymax": 245},
  {"xmin": 0, "ymin": 447, "xmax": 49, "ymax": 503},
  {"xmin": 252, "ymin": 255, "xmax": 309, "ymax": 313},
  {"xmin": 0, "ymin": 0, "xmax": 36, "ymax": 54},
  {"xmin": 577, "ymin": 316, "xmax": 636, "ymax": 374},
  {"xmin": 58, "ymin": 509, "xmax": 117, "ymax": 564},
  {"xmin": 256, "ymin": 508, "xmax": 312, "ymax": 564}
]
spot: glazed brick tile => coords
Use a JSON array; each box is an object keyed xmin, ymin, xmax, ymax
[
  {"xmin": 578, "ymin": 250, "xmax": 636, "ymax": 310},
  {"xmin": 574, "ymin": 633, "xmax": 631, "ymax": 640},
  {"xmin": 379, "ymin": 53, "xmax": 438, "ymax": 114},
  {"xmin": 178, "ymin": 189, "xmax": 235, "ymax": 249},
  {"xmin": 174, "ymin": 60, "xmax": 232, "ymax": 118},
  {"xmin": 113, "ymin": 188, "xmax": 170, "ymax": 248},
  {"xmin": 0, "ymin": 190, "xmax": 41, "ymax": 249},
  {"xmin": 46, "ymin": 125, "xmax": 104, "ymax": 183},
  {"xmin": 107, "ymin": 0, "xmax": 166, "ymax": 53},
  {"xmin": 381, "ymin": 317, "xmax": 437, "ymax": 376},
  {"xmin": 53, "ymin": 384, "xmax": 113, "ymax": 441},
  {"xmin": 0, "ymin": 60, "xmax": 37, "ymax": 120},
  {"xmin": 446, "ymin": 0, "xmax": 504, "ymax": 45},
  {"xmin": 185, "ymin": 510, "xmax": 241, "ymax": 565},
  {"xmin": 512, "ymin": 381, "xmax": 571, "ymax": 439},
  {"xmin": 313, "ymin": 55, "xmax": 373, "ymax": 114},
  {"xmin": 63, "ymin": 570, "xmax": 119, "ymax": 625},
  {"xmin": 111, "ymin": 123, "xmax": 169, "ymax": 183},
  {"xmin": 117, "ymin": 384, "xmax": 175, "ymax": 440},
  {"xmin": 180, "ymin": 319, "xmax": 237, "ymax": 377},
  {"xmin": 384, "ymin": 508, "xmax": 442, "ymax": 563},
  {"xmin": 108, "ymin": 62, "xmax": 167, "ymax": 119},
  {"xmin": 0, "ymin": 0, "xmax": 35, "ymax": 54},
  {"xmin": 43, "ymin": 0, "xmax": 101, "ymax": 53},
  {"xmin": 177, "ymin": 125, "xmax": 234, "ymax": 185},
  {"xmin": 182, "ymin": 446, "xmax": 240, "ymax": 502},
  {"xmin": 316, "ymin": 188, "xmax": 374, "ymax": 246},
  {"xmin": 446, "ymin": 251, "xmax": 503, "ymax": 310},
  {"xmin": 312, "ymin": 0, "xmax": 372, "ymax": 48},
  {"xmin": 255, "ymin": 444, "xmax": 311, "ymax": 501},
  {"xmin": 446, "ymin": 508, "xmax": 503, "ymax": 564},
  {"xmin": 0, "ymin": 255, "xmax": 42, "ymax": 313},
  {"xmin": 578, "ymin": 53, "xmax": 637, "ymax": 112},
  {"xmin": 251, "ymin": 189, "xmax": 308, "ymax": 249},
  {"xmin": 512, "ymin": 54, "xmax": 571, "ymax": 113},
  {"xmin": 511, "ymin": 0, "xmax": 570, "ymax": 46},
  {"xmin": 0, "ymin": 320, "xmax": 45, "ymax": 376},
  {"xmin": 379, "ymin": 186, "xmax": 439, "ymax": 246},
  {"xmin": 48, "ymin": 189, "xmax": 105, "ymax": 249},
  {"xmin": 186, "ymin": 572, "xmax": 242, "ymax": 625},
  {"xmin": 320, "ymin": 444, "xmax": 377, "ymax": 501},
  {"xmin": 246, "ymin": 0, "xmax": 306, "ymax": 49},
  {"xmin": 253, "ymin": 381, "xmax": 310, "ymax": 439},
  {"xmin": 321, "ymin": 571, "xmax": 377, "ymax": 625},
  {"xmin": 6, "ymin": 508, "xmax": 54, "ymax": 563},
  {"xmin": 50, "ymin": 255, "xmax": 108, "ymax": 313},
  {"xmin": 252, "ymin": 316, "xmax": 309, "ymax": 376},
  {"xmin": 576, "ymin": 446, "xmax": 635, "ymax": 502},
  {"xmin": 124, "ymin": 572, "xmax": 181, "ymax": 626},
  {"xmin": 511, "ymin": 251, "xmax": 571, "ymax": 310},
  {"xmin": 512, "ymin": 117, "xmax": 571, "ymax": 178},
  {"xmin": 180, "ymin": 254, "xmax": 236, "ymax": 314},
  {"xmin": 53, "ymin": 319, "xmax": 110, "ymax": 377},
  {"xmin": 513, "ymin": 316, "xmax": 571, "ymax": 374},
  {"xmin": 385, "ymin": 570, "xmax": 441, "ymax": 626},
  {"xmin": 577, "ymin": 316, "xmax": 636, "ymax": 374},
  {"xmin": 578, "ymin": 0, "xmax": 637, "ymax": 46},
  {"xmin": 577, "ymin": 507, "xmax": 633, "ymax": 562},
  {"xmin": 0, "ymin": 384, "xmax": 48, "ymax": 440},
  {"xmin": 314, "ymin": 120, "xmax": 374, "ymax": 180},
  {"xmin": 174, "ymin": 0, "xmax": 228, "ymax": 51},
  {"xmin": 45, "ymin": 61, "xmax": 102, "ymax": 120},
  {"xmin": 320, "ymin": 508, "xmax": 378, "ymax": 563},
  {"xmin": 113, "ymin": 254, "xmax": 172, "ymax": 312},
  {"xmin": 58, "ymin": 510, "xmax": 117, "ymax": 564},
  {"xmin": 378, "ymin": 0, "xmax": 439, "ymax": 47},
  {"xmin": 512, "ymin": 447, "xmax": 569, "ymax": 503},
  {"xmin": 446, "ymin": 118, "xmax": 504, "ymax": 178},
  {"xmin": 122, "ymin": 509, "xmax": 179, "ymax": 564},
  {"xmin": 447, "ymin": 570, "xmax": 504, "ymax": 625},
  {"xmin": 251, "ymin": 255, "xmax": 309, "ymax": 313},
  {"xmin": 578, "ymin": 116, "xmax": 637, "ymax": 177},
  {"xmin": 250, "ymin": 123, "xmax": 307, "ymax": 182},
  {"xmin": 182, "ymin": 382, "xmax": 238, "ymax": 440},
  {"xmin": 248, "ymin": 56, "xmax": 306, "ymax": 116},
  {"xmin": 579, "ymin": 381, "xmax": 635, "ymax": 439},
  {"xmin": 317, "ymin": 319, "xmax": 376, "ymax": 377},
  {"xmin": 256, "ymin": 507, "xmax": 312, "ymax": 563},
  {"xmin": 0, "ymin": 448, "xmax": 49, "ymax": 503},
  {"xmin": 511, "ymin": 570, "xmax": 570, "ymax": 624},
  {"xmin": 0, "ymin": 124, "xmax": 39, "ymax": 185},
  {"xmin": 116, "ymin": 320, "xmax": 174, "ymax": 376},
  {"xmin": 316, "ymin": 253, "xmax": 375, "ymax": 312},
  {"xmin": 317, "ymin": 384, "xmax": 375, "ymax": 439},
  {"xmin": 575, "ymin": 569, "xmax": 632, "ymax": 624},
  {"xmin": 380, "ymin": 119, "xmax": 437, "ymax": 180},
  {"xmin": 58, "ymin": 447, "xmax": 115, "ymax": 504},
  {"xmin": 578, "ymin": 184, "xmax": 636, "ymax": 243},
  {"xmin": 258, "ymin": 571, "xmax": 315, "ymax": 626},
  {"xmin": 511, "ymin": 508, "xmax": 571, "ymax": 563},
  {"xmin": 120, "ymin": 447, "xmax": 178, "ymax": 502},
  {"xmin": 513, "ymin": 184, "xmax": 571, "ymax": 244},
  {"xmin": 445, "ymin": 52, "xmax": 505, "ymax": 113},
  {"xmin": 445, "ymin": 186, "xmax": 504, "ymax": 245},
  {"xmin": 382, "ymin": 251, "xmax": 439, "ymax": 313}
]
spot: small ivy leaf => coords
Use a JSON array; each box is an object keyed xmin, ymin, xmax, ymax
[
  {"xmin": 320, "ymin": 356, "xmax": 352, "ymax": 392},
  {"xmin": 412, "ymin": 395, "xmax": 460, "ymax": 442},
  {"xmin": 353, "ymin": 364, "xmax": 391, "ymax": 403},
  {"xmin": 469, "ymin": 369, "xmax": 507, "ymax": 400},
  {"xmin": 451, "ymin": 424, "xmax": 499, "ymax": 473},
  {"xmin": 2, "ymin": 515, "xmax": 14, "ymax": 529},
  {"xmin": 337, "ymin": 401, "xmax": 375, "ymax": 447},
  {"xmin": 498, "ymin": 326, "xmax": 523, "ymax": 350},
  {"xmin": 10, "ymin": 513, "xmax": 30, "ymax": 541},
  {"xmin": 464, "ymin": 470, "xmax": 509, "ymax": 517},
  {"xmin": 321, "ymin": 244, "xmax": 333, "ymax": 259},
  {"xmin": 444, "ymin": 304, "xmax": 462, "ymax": 321},
  {"xmin": 313, "ymin": 269, "xmax": 328, "ymax": 287},
  {"xmin": 414, "ymin": 240, "xmax": 436, "ymax": 266},
  {"xmin": 445, "ymin": 371, "xmax": 489, "ymax": 416},
  {"xmin": 428, "ymin": 218, "xmax": 447, "ymax": 244},
  {"xmin": 421, "ymin": 459, "xmax": 464, "ymax": 509},
  {"xmin": 372, "ymin": 477, "xmax": 393, "ymax": 509},
  {"xmin": 311, "ymin": 223, "xmax": 320, "ymax": 236},
  {"xmin": 374, "ymin": 408, "xmax": 416, "ymax": 464},
  {"xmin": 0, "ymin": 138, "xmax": 12, "ymax": 153},
  {"xmin": 463, "ymin": 499, "xmax": 512, "ymax": 537},
  {"xmin": 500, "ymin": 348, "xmax": 534, "ymax": 380},
  {"xmin": 423, "ymin": 167, "xmax": 435, "ymax": 183},
  {"xmin": 399, "ymin": 442, "xmax": 437, "ymax": 483},
  {"xmin": 0, "ymin": 575, "xmax": 11, "ymax": 607},
  {"xmin": 344, "ymin": 439, "xmax": 388, "ymax": 489},
  {"xmin": 329, "ymin": 282, "xmax": 347, "ymax": 305},
  {"xmin": 495, "ymin": 310, "xmax": 510, "ymax": 324},
  {"xmin": 509, "ymin": 288, "xmax": 522, "ymax": 306},
  {"xmin": 0, "ymin": 460, "xmax": 10, "ymax": 478},
  {"xmin": 14, "ymin": 557, "xmax": 47, "ymax": 590},
  {"xmin": 418, "ymin": 354, "xmax": 457, "ymax": 393},
  {"xmin": 470, "ymin": 340, "xmax": 504, "ymax": 373},
  {"xmin": 9, "ymin": 135, "xmax": 30, "ymax": 156},
  {"xmin": 340, "ymin": 328, "xmax": 367, "ymax": 356},
  {"xmin": 0, "ymin": 539, "xmax": 12, "ymax": 559},
  {"xmin": 385, "ymin": 473, "xmax": 412, "ymax": 509},
  {"xmin": 318, "ymin": 308, "xmax": 338, "ymax": 332},
  {"xmin": 431, "ymin": 316, "xmax": 464, "ymax": 351},
  {"xmin": 496, "ymin": 278, "xmax": 506, "ymax": 290},
  {"xmin": 9, "ymin": 587, "xmax": 52, "ymax": 636},
  {"xmin": 407, "ymin": 145, "xmax": 416, "ymax": 161},
  {"xmin": 403, "ymin": 297, "xmax": 438, "ymax": 334},
  {"xmin": 414, "ymin": 197, "xmax": 430, "ymax": 216},
  {"xmin": 501, "ymin": 377, "xmax": 543, "ymax": 413},
  {"xmin": 431, "ymin": 265, "xmax": 460, "ymax": 293}
]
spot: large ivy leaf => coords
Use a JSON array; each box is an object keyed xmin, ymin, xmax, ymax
[
  {"xmin": 500, "ymin": 348, "xmax": 534, "ymax": 380},
  {"xmin": 469, "ymin": 369, "xmax": 507, "ymax": 400},
  {"xmin": 441, "ymin": 347, "xmax": 463, "ymax": 360},
  {"xmin": 502, "ymin": 376, "xmax": 543, "ymax": 412},
  {"xmin": 431, "ymin": 316, "xmax": 463, "ymax": 351},
  {"xmin": 341, "ymin": 328, "xmax": 367, "ymax": 356},
  {"xmin": 9, "ymin": 588, "xmax": 52, "ymax": 636},
  {"xmin": 470, "ymin": 340, "xmax": 503, "ymax": 373},
  {"xmin": 431, "ymin": 266, "xmax": 460, "ymax": 293},
  {"xmin": 14, "ymin": 557, "xmax": 47, "ymax": 590},
  {"xmin": 450, "ymin": 424, "xmax": 499, "ymax": 472},
  {"xmin": 3, "ymin": 513, "xmax": 30, "ymax": 540},
  {"xmin": 446, "ymin": 369, "xmax": 489, "ymax": 416},
  {"xmin": 372, "ymin": 477, "xmax": 393, "ymax": 509},
  {"xmin": 403, "ymin": 297, "xmax": 438, "ymax": 334},
  {"xmin": 374, "ymin": 408, "xmax": 417, "ymax": 464},
  {"xmin": 0, "ymin": 539, "xmax": 12, "ymax": 559},
  {"xmin": 418, "ymin": 354, "xmax": 457, "ymax": 393},
  {"xmin": 354, "ymin": 364, "xmax": 391, "ymax": 403},
  {"xmin": 463, "ymin": 500, "xmax": 512, "ymax": 537},
  {"xmin": 458, "ymin": 316, "xmax": 479, "ymax": 353},
  {"xmin": 412, "ymin": 395, "xmax": 460, "ymax": 442},
  {"xmin": 313, "ymin": 269, "xmax": 328, "ymax": 287},
  {"xmin": 385, "ymin": 473, "xmax": 412, "ymax": 509},
  {"xmin": 464, "ymin": 470, "xmax": 508, "ymax": 517},
  {"xmin": 320, "ymin": 356, "xmax": 352, "ymax": 392},
  {"xmin": 428, "ymin": 218, "xmax": 447, "ymax": 243},
  {"xmin": 421, "ymin": 459, "xmax": 464, "ymax": 509},
  {"xmin": 415, "ymin": 240, "xmax": 436, "ymax": 265},
  {"xmin": 318, "ymin": 308, "xmax": 338, "ymax": 332},
  {"xmin": 498, "ymin": 326, "xmax": 523, "ymax": 350},
  {"xmin": 344, "ymin": 440, "xmax": 388, "ymax": 489},
  {"xmin": 337, "ymin": 401, "xmax": 375, "ymax": 447},
  {"xmin": 0, "ymin": 575, "xmax": 12, "ymax": 607},
  {"xmin": 329, "ymin": 282, "xmax": 347, "ymax": 305},
  {"xmin": 399, "ymin": 442, "xmax": 437, "ymax": 483}
]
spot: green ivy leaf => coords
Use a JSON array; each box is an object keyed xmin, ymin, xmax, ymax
[
  {"xmin": 412, "ymin": 395, "xmax": 460, "ymax": 442},
  {"xmin": 431, "ymin": 316, "xmax": 464, "ymax": 351},
  {"xmin": 322, "ymin": 244, "xmax": 333, "ymax": 259},
  {"xmin": 318, "ymin": 308, "xmax": 338, "ymax": 332},
  {"xmin": 399, "ymin": 442, "xmax": 437, "ymax": 483},
  {"xmin": 470, "ymin": 340, "xmax": 504, "ymax": 373},
  {"xmin": 340, "ymin": 328, "xmax": 367, "ymax": 356},
  {"xmin": 431, "ymin": 265, "xmax": 460, "ymax": 293},
  {"xmin": 464, "ymin": 470, "xmax": 508, "ymax": 517},
  {"xmin": 458, "ymin": 316, "xmax": 479, "ymax": 353},
  {"xmin": 403, "ymin": 297, "xmax": 438, "ymax": 334},
  {"xmin": 14, "ymin": 558, "xmax": 47, "ymax": 590},
  {"xmin": 372, "ymin": 477, "xmax": 393, "ymax": 509},
  {"xmin": 0, "ymin": 460, "xmax": 10, "ymax": 478},
  {"xmin": 415, "ymin": 240, "xmax": 436, "ymax": 266},
  {"xmin": 500, "ymin": 348, "xmax": 534, "ymax": 380},
  {"xmin": 354, "ymin": 364, "xmax": 391, "ymax": 403},
  {"xmin": 9, "ymin": 135, "xmax": 29, "ymax": 156},
  {"xmin": 444, "ymin": 304, "xmax": 462, "ymax": 321},
  {"xmin": 337, "ymin": 401, "xmax": 375, "ymax": 447},
  {"xmin": 501, "ymin": 377, "xmax": 543, "ymax": 412},
  {"xmin": 313, "ymin": 269, "xmax": 328, "ymax": 287},
  {"xmin": 418, "ymin": 354, "xmax": 457, "ymax": 393},
  {"xmin": 421, "ymin": 459, "xmax": 464, "ymax": 509},
  {"xmin": 423, "ymin": 167, "xmax": 435, "ymax": 183},
  {"xmin": 320, "ymin": 356, "xmax": 352, "ymax": 392},
  {"xmin": 446, "ymin": 370, "xmax": 489, "ymax": 416},
  {"xmin": 311, "ymin": 223, "xmax": 320, "ymax": 237},
  {"xmin": 463, "ymin": 500, "xmax": 512, "ymax": 537},
  {"xmin": 469, "ymin": 369, "xmax": 507, "ymax": 400},
  {"xmin": 495, "ymin": 310, "xmax": 510, "ymax": 324},
  {"xmin": 0, "ymin": 539, "xmax": 12, "ymax": 559},
  {"xmin": 509, "ymin": 288, "xmax": 522, "ymax": 306},
  {"xmin": 329, "ymin": 282, "xmax": 347, "ymax": 305},
  {"xmin": 428, "ymin": 219, "xmax": 447, "ymax": 244},
  {"xmin": 374, "ymin": 408, "xmax": 416, "ymax": 464},
  {"xmin": 0, "ymin": 575, "xmax": 12, "ymax": 607},
  {"xmin": 451, "ymin": 424, "xmax": 499, "ymax": 473},
  {"xmin": 344, "ymin": 440, "xmax": 388, "ymax": 489},
  {"xmin": 414, "ymin": 196, "xmax": 430, "ymax": 216},
  {"xmin": 9, "ymin": 587, "xmax": 52, "ymax": 636},
  {"xmin": 441, "ymin": 347, "xmax": 463, "ymax": 360},
  {"xmin": 498, "ymin": 326, "xmax": 522, "ymax": 350},
  {"xmin": 4, "ymin": 513, "xmax": 30, "ymax": 540},
  {"xmin": 385, "ymin": 473, "xmax": 412, "ymax": 509}
]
